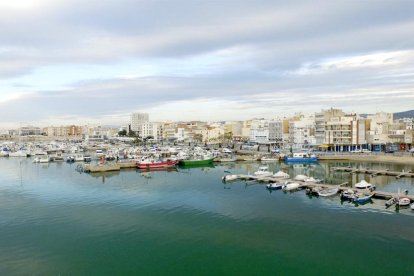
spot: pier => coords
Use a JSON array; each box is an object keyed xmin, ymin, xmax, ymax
[
  {"xmin": 222, "ymin": 174, "xmax": 414, "ymax": 202},
  {"xmin": 332, "ymin": 166, "xmax": 414, "ymax": 178}
]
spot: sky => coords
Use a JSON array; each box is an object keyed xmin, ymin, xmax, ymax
[{"xmin": 1, "ymin": 0, "xmax": 414, "ymax": 130}]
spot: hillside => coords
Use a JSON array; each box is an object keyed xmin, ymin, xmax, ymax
[{"xmin": 394, "ymin": 110, "xmax": 414, "ymax": 119}]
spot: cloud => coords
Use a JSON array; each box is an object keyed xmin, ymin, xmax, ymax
[{"xmin": 1, "ymin": 0, "xmax": 414, "ymax": 128}]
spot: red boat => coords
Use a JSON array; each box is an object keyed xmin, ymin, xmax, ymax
[{"xmin": 136, "ymin": 159, "xmax": 178, "ymax": 169}]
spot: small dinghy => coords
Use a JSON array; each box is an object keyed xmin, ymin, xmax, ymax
[
  {"xmin": 352, "ymin": 192, "xmax": 374, "ymax": 204},
  {"xmin": 340, "ymin": 189, "xmax": 355, "ymax": 200},
  {"xmin": 266, "ymin": 183, "xmax": 283, "ymax": 190},
  {"xmin": 398, "ymin": 197, "xmax": 411, "ymax": 207},
  {"xmin": 318, "ymin": 187, "xmax": 339, "ymax": 197}
]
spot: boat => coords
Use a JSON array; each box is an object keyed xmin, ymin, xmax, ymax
[
  {"xmin": 179, "ymin": 157, "xmax": 214, "ymax": 166},
  {"xmin": 266, "ymin": 183, "xmax": 283, "ymax": 190},
  {"xmin": 254, "ymin": 166, "xmax": 273, "ymax": 177},
  {"xmin": 9, "ymin": 150, "xmax": 29, "ymax": 157},
  {"xmin": 340, "ymin": 189, "xmax": 355, "ymax": 200},
  {"xmin": 284, "ymin": 152, "xmax": 318, "ymax": 163},
  {"xmin": 74, "ymin": 154, "xmax": 84, "ymax": 162},
  {"xmin": 294, "ymin": 174, "xmax": 309, "ymax": 181},
  {"xmin": 397, "ymin": 197, "xmax": 411, "ymax": 207},
  {"xmin": 222, "ymin": 174, "xmax": 238, "ymax": 182},
  {"xmin": 352, "ymin": 192, "xmax": 374, "ymax": 204},
  {"xmin": 273, "ymin": 171, "xmax": 290, "ymax": 179},
  {"xmin": 261, "ymin": 156, "xmax": 278, "ymax": 162},
  {"xmin": 33, "ymin": 155, "xmax": 50, "ymax": 163},
  {"xmin": 282, "ymin": 181, "xmax": 300, "ymax": 191},
  {"xmin": 137, "ymin": 159, "xmax": 178, "ymax": 169},
  {"xmin": 355, "ymin": 180, "xmax": 375, "ymax": 190},
  {"xmin": 411, "ymin": 203, "xmax": 414, "ymax": 210},
  {"xmin": 318, "ymin": 186, "xmax": 339, "ymax": 197}
]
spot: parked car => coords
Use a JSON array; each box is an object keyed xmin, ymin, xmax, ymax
[
  {"xmin": 350, "ymin": 149, "xmax": 362, "ymax": 153},
  {"xmin": 408, "ymin": 148, "xmax": 414, "ymax": 153},
  {"xmin": 222, "ymin": 148, "xmax": 232, "ymax": 154},
  {"xmin": 385, "ymin": 149, "xmax": 395, "ymax": 153},
  {"xmin": 361, "ymin": 149, "xmax": 372, "ymax": 153}
]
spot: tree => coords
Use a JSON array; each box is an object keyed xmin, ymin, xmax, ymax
[{"xmin": 118, "ymin": 129, "xmax": 127, "ymax": 136}]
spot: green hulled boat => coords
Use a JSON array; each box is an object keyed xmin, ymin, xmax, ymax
[{"xmin": 178, "ymin": 157, "xmax": 215, "ymax": 166}]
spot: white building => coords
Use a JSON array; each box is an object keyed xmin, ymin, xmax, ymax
[
  {"xmin": 130, "ymin": 112, "xmax": 149, "ymax": 133},
  {"xmin": 141, "ymin": 123, "xmax": 163, "ymax": 141}
]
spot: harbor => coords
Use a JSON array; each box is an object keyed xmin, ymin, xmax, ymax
[{"xmin": 1, "ymin": 152, "xmax": 414, "ymax": 275}]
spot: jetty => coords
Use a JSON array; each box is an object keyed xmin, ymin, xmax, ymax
[
  {"xmin": 332, "ymin": 166, "xmax": 414, "ymax": 178},
  {"xmin": 222, "ymin": 174, "xmax": 414, "ymax": 202}
]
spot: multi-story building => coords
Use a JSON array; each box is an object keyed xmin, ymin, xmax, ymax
[
  {"xmin": 141, "ymin": 123, "xmax": 163, "ymax": 141},
  {"xmin": 18, "ymin": 126, "xmax": 42, "ymax": 136},
  {"xmin": 315, "ymin": 108, "xmax": 345, "ymax": 145},
  {"xmin": 130, "ymin": 112, "xmax": 149, "ymax": 134},
  {"xmin": 268, "ymin": 120, "xmax": 283, "ymax": 145}
]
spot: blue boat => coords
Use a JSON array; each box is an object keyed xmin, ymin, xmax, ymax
[
  {"xmin": 284, "ymin": 152, "xmax": 318, "ymax": 163},
  {"xmin": 352, "ymin": 192, "xmax": 373, "ymax": 204}
]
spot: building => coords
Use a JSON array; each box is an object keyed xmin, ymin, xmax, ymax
[
  {"xmin": 141, "ymin": 123, "xmax": 163, "ymax": 141},
  {"xmin": 130, "ymin": 112, "xmax": 149, "ymax": 134},
  {"xmin": 18, "ymin": 126, "xmax": 42, "ymax": 136},
  {"xmin": 268, "ymin": 120, "xmax": 283, "ymax": 145}
]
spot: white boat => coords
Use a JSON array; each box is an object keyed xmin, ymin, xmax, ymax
[
  {"xmin": 273, "ymin": 171, "xmax": 290, "ymax": 179},
  {"xmin": 222, "ymin": 175, "xmax": 238, "ymax": 182},
  {"xmin": 9, "ymin": 150, "xmax": 29, "ymax": 157},
  {"xmin": 398, "ymin": 197, "xmax": 411, "ymax": 207},
  {"xmin": 33, "ymin": 155, "xmax": 50, "ymax": 163},
  {"xmin": 411, "ymin": 203, "xmax": 414, "ymax": 210},
  {"xmin": 74, "ymin": 154, "xmax": 84, "ymax": 162},
  {"xmin": 355, "ymin": 180, "xmax": 375, "ymax": 190},
  {"xmin": 254, "ymin": 166, "xmax": 273, "ymax": 177},
  {"xmin": 294, "ymin": 174, "xmax": 309, "ymax": 181},
  {"xmin": 282, "ymin": 181, "xmax": 300, "ymax": 191},
  {"xmin": 318, "ymin": 187, "xmax": 339, "ymax": 197}
]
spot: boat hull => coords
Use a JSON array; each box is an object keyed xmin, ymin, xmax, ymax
[
  {"xmin": 179, "ymin": 158, "xmax": 214, "ymax": 166},
  {"xmin": 284, "ymin": 157, "xmax": 318, "ymax": 163},
  {"xmin": 137, "ymin": 160, "xmax": 177, "ymax": 169}
]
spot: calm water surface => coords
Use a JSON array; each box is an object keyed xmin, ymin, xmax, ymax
[{"xmin": 0, "ymin": 158, "xmax": 414, "ymax": 275}]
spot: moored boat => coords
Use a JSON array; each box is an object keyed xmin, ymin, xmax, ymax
[
  {"xmin": 285, "ymin": 152, "xmax": 318, "ymax": 163},
  {"xmin": 254, "ymin": 166, "xmax": 273, "ymax": 177},
  {"xmin": 282, "ymin": 181, "xmax": 300, "ymax": 191},
  {"xmin": 266, "ymin": 183, "xmax": 283, "ymax": 190},
  {"xmin": 397, "ymin": 197, "xmax": 411, "ymax": 207},
  {"xmin": 137, "ymin": 159, "xmax": 177, "ymax": 169},
  {"xmin": 318, "ymin": 186, "xmax": 339, "ymax": 197},
  {"xmin": 179, "ymin": 157, "xmax": 214, "ymax": 166},
  {"xmin": 355, "ymin": 180, "xmax": 375, "ymax": 190},
  {"xmin": 352, "ymin": 192, "xmax": 374, "ymax": 204}
]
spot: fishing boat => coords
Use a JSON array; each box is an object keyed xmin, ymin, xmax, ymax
[
  {"xmin": 284, "ymin": 152, "xmax": 318, "ymax": 163},
  {"xmin": 179, "ymin": 156, "xmax": 214, "ymax": 166},
  {"xmin": 137, "ymin": 159, "xmax": 177, "ymax": 169},
  {"xmin": 318, "ymin": 186, "xmax": 339, "ymax": 197}
]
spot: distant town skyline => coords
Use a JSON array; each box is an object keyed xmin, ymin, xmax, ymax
[{"xmin": 1, "ymin": 1, "xmax": 414, "ymax": 129}]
